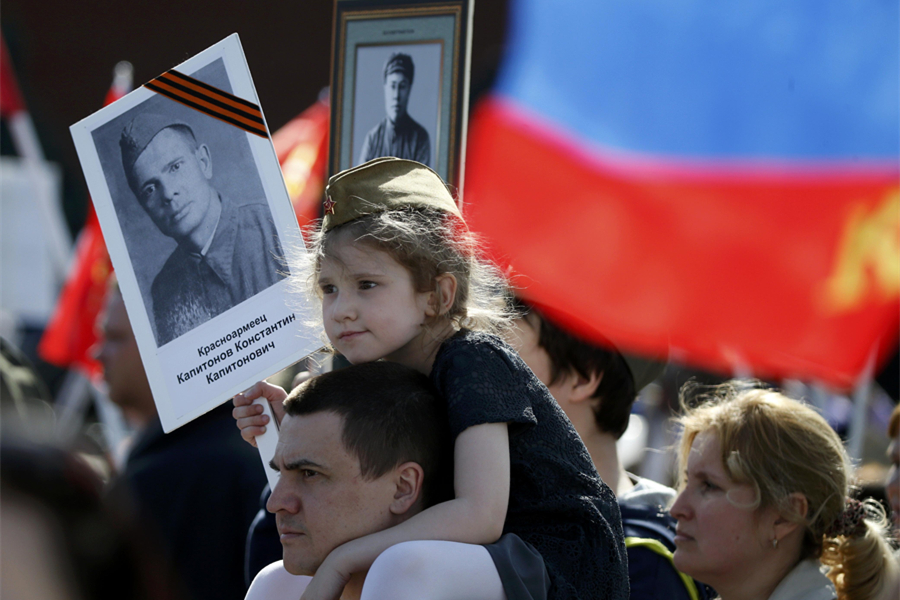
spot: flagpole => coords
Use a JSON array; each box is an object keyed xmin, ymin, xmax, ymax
[
  {"xmin": 846, "ymin": 343, "xmax": 878, "ymax": 461},
  {"xmin": 44, "ymin": 60, "xmax": 134, "ymax": 451},
  {"xmin": 2, "ymin": 38, "xmax": 72, "ymax": 282}
]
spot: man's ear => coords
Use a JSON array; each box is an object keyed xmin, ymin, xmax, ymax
[
  {"xmin": 569, "ymin": 370, "xmax": 603, "ymax": 405},
  {"xmin": 195, "ymin": 143, "xmax": 213, "ymax": 179},
  {"xmin": 390, "ymin": 462, "xmax": 425, "ymax": 516},
  {"xmin": 426, "ymin": 274, "xmax": 457, "ymax": 317}
]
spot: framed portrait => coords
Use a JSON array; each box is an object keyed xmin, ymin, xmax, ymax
[
  {"xmin": 70, "ymin": 34, "xmax": 322, "ymax": 433},
  {"xmin": 329, "ymin": 0, "xmax": 474, "ymax": 191}
]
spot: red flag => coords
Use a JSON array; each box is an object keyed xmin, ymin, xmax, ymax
[
  {"xmin": 464, "ymin": 1, "xmax": 899, "ymax": 390},
  {"xmin": 272, "ymin": 96, "xmax": 329, "ymax": 234},
  {"xmin": 39, "ymin": 208, "xmax": 113, "ymax": 376},
  {"xmin": 38, "ymin": 63, "xmax": 133, "ymax": 377},
  {"xmin": 466, "ymin": 104, "xmax": 899, "ymax": 389}
]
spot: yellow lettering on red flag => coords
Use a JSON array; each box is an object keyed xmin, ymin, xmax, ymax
[{"xmin": 820, "ymin": 189, "xmax": 900, "ymax": 314}]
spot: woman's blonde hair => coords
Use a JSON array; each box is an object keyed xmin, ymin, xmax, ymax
[
  {"xmin": 295, "ymin": 206, "xmax": 514, "ymax": 344},
  {"xmin": 676, "ymin": 381, "xmax": 898, "ymax": 600}
]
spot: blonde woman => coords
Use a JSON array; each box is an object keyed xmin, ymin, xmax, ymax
[{"xmin": 670, "ymin": 383, "xmax": 898, "ymax": 600}]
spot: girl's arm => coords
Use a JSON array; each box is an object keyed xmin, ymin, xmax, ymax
[{"xmin": 302, "ymin": 422, "xmax": 510, "ymax": 600}]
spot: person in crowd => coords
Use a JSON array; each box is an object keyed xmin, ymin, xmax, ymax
[
  {"xmin": 1, "ymin": 441, "xmax": 185, "ymax": 600},
  {"xmin": 507, "ymin": 301, "xmax": 713, "ymax": 600},
  {"xmin": 96, "ymin": 284, "xmax": 156, "ymax": 430},
  {"xmin": 358, "ymin": 53, "xmax": 431, "ymax": 167},
  {"xmin": 886, "ymin": 403, "xmax": 899, "ymax": 534},
  {"xmin": 234, "ymin": 156, "xmax": 628, "ymax": 600},
  {"xmin": 245, "ymin": 361, "xmax": 452, "ymax": 600},
  {"xmin": 0, "ymin": 337, "xmax": 55, "ymax": 442},
  {"xmin": 670, "ymin": 382, "xmax": 899, "ymax": 600},
  {"xmin": 507, "ymin": 302, "xmax": 668, "ymax": 501},
  {"xmin": 97, "ymin": 284, "xmax": 267, "ymax": 600},
  {"xmin": 120, "ymin": 113, "xmax": 285, "ymax": 345}
]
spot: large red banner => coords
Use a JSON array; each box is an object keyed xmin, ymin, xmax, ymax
[{"xmin": 465, "ymin": 99, "xmax": 899, "ymax": 390}]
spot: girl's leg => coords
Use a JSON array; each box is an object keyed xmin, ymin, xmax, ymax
[{"xmin": 360, "ymin": 540, "xmax": 507, "ymax": 600}]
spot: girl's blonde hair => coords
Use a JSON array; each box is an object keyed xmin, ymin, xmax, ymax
[
  {"xmin": 676, "ymin": 381, "xmax": 898, "ymax": 600},
  {"xmin": 298, "ymin": 205, "xmax": 514, "ymax": 340}
]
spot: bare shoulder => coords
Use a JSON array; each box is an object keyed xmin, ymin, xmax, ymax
[{"xmin": 245, "ymin": 561, "xmax": 311, "ymax": 600}]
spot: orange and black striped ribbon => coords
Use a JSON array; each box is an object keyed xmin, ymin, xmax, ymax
[{"xmin": 144, "ymin": 69, "xmax": 268, "ymax": 138}]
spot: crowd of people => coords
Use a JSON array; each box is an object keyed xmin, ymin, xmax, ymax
[{"xmin": 2, "ymin": 155, "xmax": 898, "ymax": 600}]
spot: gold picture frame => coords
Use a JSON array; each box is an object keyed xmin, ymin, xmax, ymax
[{"xmin": 329, "ymin": 0, "xmax": 473, "ymax": 191}]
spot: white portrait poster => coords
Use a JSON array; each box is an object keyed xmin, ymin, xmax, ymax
[{"xmin": 70, "ymin": 34, "xmax": 322, "ymax": 433}]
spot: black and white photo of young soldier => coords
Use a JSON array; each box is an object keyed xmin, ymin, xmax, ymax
[
  {"xmin": 120, "ymin": 113, "xmax": 286, "ymax": 346},
  {"xmin": 358, "ymin": 53, "xmax": 431, "ymax": 167}
]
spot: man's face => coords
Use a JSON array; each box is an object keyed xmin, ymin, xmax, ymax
[
  {"xmin": 267, "ymin": 411, "xmax": 400, "ymax": 576},
  {"xmin": 383, "ymin": 72, "xmax": 411, "ymax": 123},
  {"xmin": 130, "ymin": 128, "xmax": 214, "ymax": 242},
  {"xmin": 96, "ymin": 293, "xmax": 150, "ymax": 412}
]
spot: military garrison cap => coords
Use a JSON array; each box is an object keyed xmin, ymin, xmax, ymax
[
  {"xmin": 322, "ymin": 157, "xmax": 461, "ymax": 232},
  {"xmin": 120, "ymin": 113, "xmax": 194, "ymax": 181},
  {"xmin": 383, "ymin": 52, "xmax": 414, "ymax": 84}
]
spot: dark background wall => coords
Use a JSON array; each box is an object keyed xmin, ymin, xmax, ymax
[{"xmin": 1, "ymin": 0, "xmax": 508, "ymax": 234}]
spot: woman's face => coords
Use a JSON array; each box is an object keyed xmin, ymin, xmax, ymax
[{"xmin": 670, "ymin": 431, "xmax": 780, "ymax": 588}]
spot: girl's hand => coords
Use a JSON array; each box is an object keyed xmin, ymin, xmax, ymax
[
  {"xmin": 299, "ymin": 553, "xmax": 350, "ymax": 600},
  {"xmin": 232, "ymin": 380, "xmax": 289, "ymax": 448}
]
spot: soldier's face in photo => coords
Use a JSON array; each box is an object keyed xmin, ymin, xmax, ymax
[
  {"xmin": 383, "ymin": 72, "xmax": 411, "ymax": 123},
  {"xmin": 131, "ymin": 127, "xmax": 215, "ymax": 242}
]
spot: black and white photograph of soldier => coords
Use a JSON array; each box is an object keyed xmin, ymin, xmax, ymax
[
  {"xmin": 91, "ymin": 60, "xmax": 287, "ymax": 347},
  {"xmin": 353, "ymin": 44, "xmax": 441, "ymax": 168}
]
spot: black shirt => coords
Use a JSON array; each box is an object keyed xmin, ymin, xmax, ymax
[{"xmin": 430, "ymin": 330, "xmax": 629, "ymax": 600}]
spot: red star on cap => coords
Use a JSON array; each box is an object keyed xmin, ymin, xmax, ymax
[{"xmin": 323, "ymin": 195, "xmax": 336, "ymax": 215}]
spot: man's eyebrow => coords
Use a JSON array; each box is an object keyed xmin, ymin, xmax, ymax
[
  {"xmin": 164, "ymin": 155, "xmax": 185, "ymax": 170},
  {"xmin": 270, "ymin": 458, "xmax": 326, "ymax": 473},
  {"xmin": 138, "ymin": 156, "xmax": 185, "ymax": 189}
]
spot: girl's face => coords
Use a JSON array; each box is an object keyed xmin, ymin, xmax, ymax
[
  {"xmin": 669, "ymin": 431, "xmax": 780, "ymax": 589},
  {"xmin": 318, "ymin": 231, "xmax": 435, "ymax": 369}
]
